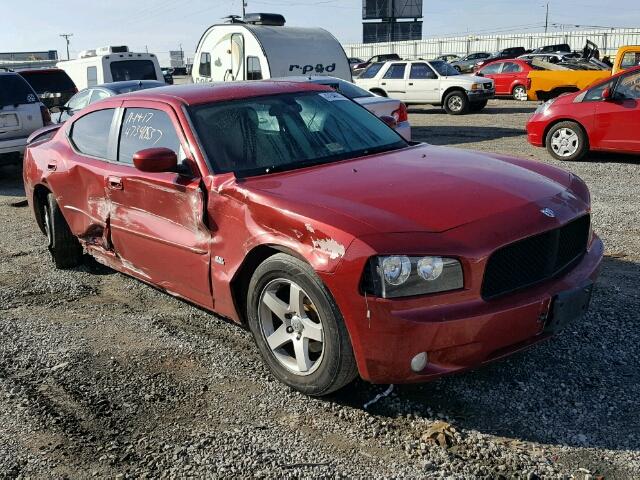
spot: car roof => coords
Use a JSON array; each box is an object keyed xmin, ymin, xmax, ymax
[
  {"xmin": 16, "ymin": 68, "xmax": 66, "ymax": 74},
  {"xmin": 96, "ymin": 80, "xmax": 166, "ymax": 91},
  {"xmin": 119, "ymin": 81, "xmax": 331, "ymax": 106}
]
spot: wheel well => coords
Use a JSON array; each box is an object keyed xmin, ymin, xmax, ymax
[
  {"xmin": 542, "ymin": 119, "xmax": 588, "ymax": 147},
  {"xmin": 32, "ymin": 185, "xmax": 51, "ymax": 235},
  {"xmin": 229, "ymin": 244, "xmax": 308, "ymax": 326},
  {"xmin": 512, "ymin": 83, "xmax": 525, "ymax": 92},
  {"xmin": 369, "ymin": 88, "xmax": 387, "ymax": 97},
  {"xmin": 443, "ymin": 87, "xmax": 467, "ymax": 100}
]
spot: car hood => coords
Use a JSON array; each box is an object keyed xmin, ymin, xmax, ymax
[
  {"xmin": 443, "ymin": 75, "xmax": 490, "ymax": 85},
  {"xmin": 233, "ymin": 144, "xmax": 579, "ymax": 236}
]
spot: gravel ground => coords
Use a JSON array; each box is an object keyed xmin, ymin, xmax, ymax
[{"xmin": 1, "ymin": 100, "xmax": 639, "ymax": 479}]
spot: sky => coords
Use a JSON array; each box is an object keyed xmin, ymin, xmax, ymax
[{"xmin": 2, "ymin": 0, "xmax": 639, "ymax": 65}]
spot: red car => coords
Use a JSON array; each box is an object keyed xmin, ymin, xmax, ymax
[
  {"xmin": 527, "ymin": 66, "xmax": 640, "ymax": 161},
  {"xmin": 23, "ymin": 82, "xmax": 603, "ymax": 396},
  {"xmin": 477, "ymin": 60, "xmax": 537, "ymax": 101}
]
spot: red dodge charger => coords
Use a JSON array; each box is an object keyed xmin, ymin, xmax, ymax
[{"xmin": 24, "ymin": 81, "xmax": 603, "ymax": 395}]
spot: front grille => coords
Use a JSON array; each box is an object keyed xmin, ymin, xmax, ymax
[
  {"xmin": 484, "ymin": 82, "xmax": 493, "ymax": 90},
  {"xmin": 482, "ymin": 215, "xmax": 590, "ymax": 299}
]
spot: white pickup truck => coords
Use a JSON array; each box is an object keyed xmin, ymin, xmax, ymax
[{"xmin": 355, "ymin": 60, "xmax": 495, "ymax": 115}]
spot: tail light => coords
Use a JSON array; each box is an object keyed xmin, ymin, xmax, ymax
[
  {"xmin": 392, "ymin": 102, "xmax": 408, "ymax": 123},
  {"xmin": 40, "ymin": 106, "xmax": 52, "ymax": 126}
]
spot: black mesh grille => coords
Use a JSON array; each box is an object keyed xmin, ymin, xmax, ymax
[{"xmin": 482, "ymin": 215, "xmax": 590, "ymax": 299}]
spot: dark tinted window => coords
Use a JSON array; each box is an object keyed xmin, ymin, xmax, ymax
[
  {"xmin": 19, "ymin": 70, "xmax": 76, "ymax": 93},
  {"xmin": 70, "ymin": 109, "xmax": 115, "ymax": 158},
  {"xmin": 359, "ymin": 62, "xmax": 384, "ymax": 79},
  {"xmin": 614, "ymin": 71, "xmax": 640, "ymax": 100},
  {"xmin": 0, "ymin": 74, "xmax": 38, "ymax": 107},
  {"xmin": 110, "ymin": 60, "xmax": 158, "ymax": 82},
  {"xmin": 247, "ymin": 56, "xmax": 262, "ymax": 81},
  {"xmin": 199, "ymin": 52, "xmax": 211, "ymax": 77},
  {"xmin": 118, "ymin": 108, "xmax": 181, "ymax": 164},
  {"xmin": 383, "ymin": 63, "xmax": 406, "ymax": 79},
  {"xmin": 410, "ymin": 63, "xmax": 436, "ymax": 79},
  {"xmin": 502, "ymin": 62, "xmax": 522, "ymax": 73}
]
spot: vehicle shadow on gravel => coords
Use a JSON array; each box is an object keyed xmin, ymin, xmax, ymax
[
  {"xmin": 585, "ymin": 151, "xmax": 640, "ymax": 165},
  {"xmin": 412, "ymin": 126, "xmax": 523, "ymax": 145},
  {"xmin": 0, "ymin": 164, "xmax": 25, "ymax": 197},
  {"xmin": 332, "ymin": 255, "xmax": 640, "ymax": 452},
  {"xmin": 407, "ymin": 104, "xmax": 536, "ymax": 115}
]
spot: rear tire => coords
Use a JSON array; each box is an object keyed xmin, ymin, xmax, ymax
[
  {"xmin": 512, "ymin": 85, "xmax": 528, "ymax": 101},
  {"xmin": 443, "ymin": 91, "xmax": 469, "ymax": 115},
  {"xmin": 545, "ymin": 121, "xmax": 589, "ymax": 161},
  {"xmin": 246, "ymin": 253, "xmax": 358, "ymax": 396},
  {"xmin": 43, "ymin": 193, "xmax": 82, "ymax": 269}
]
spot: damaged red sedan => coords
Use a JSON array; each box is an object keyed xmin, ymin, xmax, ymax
[{"xmin": 23, "ymin": 82, "xmax": 603, "ymax": 396}]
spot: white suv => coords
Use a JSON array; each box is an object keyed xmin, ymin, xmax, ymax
[
  {"xmin": 1, "ymin": 72, "xmax": 50, "ymax": 164},
  {"xmin": 355, "ymin": 60, "xmax": 495, "ymax": 115}
]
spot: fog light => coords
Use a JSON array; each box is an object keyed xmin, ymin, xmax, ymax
[{"xmin": 410, "ymin": 352, "xmax": 428, "ymax": 373}]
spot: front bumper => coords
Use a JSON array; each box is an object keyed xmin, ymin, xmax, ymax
[
  {"xmin": 324, "ymin": 235, "xmax": 603, "ymax": 384},
  {"xmin": 526, "ymin": 114, "xmax": 546, "ymax": 147},
  {"xmin": 468, "ymin": 89, "xmax": 495, "ymax": 102}
]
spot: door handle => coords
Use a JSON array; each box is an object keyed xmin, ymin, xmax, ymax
[
  {"xmin": 107, "ymin": 176, "xmax": 123, "ymax": 190},
  {"xmin": 47, "ymin": 162, "xmax": 57, "ymax": 171},
  {"xmin": 381, "ymin": 82, "xmax": 386, "ymax": 85},
  {"xmin": 408, "ymin": 82, "xmax": 414, "ymax": 86}
]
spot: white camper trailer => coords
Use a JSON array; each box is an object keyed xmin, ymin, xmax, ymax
[
  {"xmin": 57, "ymin": 46, "xmax": 164, "ymax": 90},
  {"xmin": 192, "ymin": 13, "xmax": 352, "ymax": 84}
]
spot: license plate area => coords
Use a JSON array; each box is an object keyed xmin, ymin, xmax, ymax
[{"xmin": 545, "ymin": 282, "xmax": 593, "ymax": 334}]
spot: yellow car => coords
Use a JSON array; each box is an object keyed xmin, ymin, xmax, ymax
[{"xmin": 527, "ymin": 45, "xmax": 640, "ymax": 101}]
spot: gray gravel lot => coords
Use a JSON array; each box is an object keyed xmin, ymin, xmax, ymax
[{"xmin": 1, "ymin": 100, "xmax": 639, "ymax": 479}]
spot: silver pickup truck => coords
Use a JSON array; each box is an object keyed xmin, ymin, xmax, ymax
[{"xmin": 0, "ymin": 72, "xmax": 50, "ymax": 164}]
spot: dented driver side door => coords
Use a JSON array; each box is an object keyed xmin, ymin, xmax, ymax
[{"xmin": 105, "ymin": 101, "xmax": 213, "ymax": 308}]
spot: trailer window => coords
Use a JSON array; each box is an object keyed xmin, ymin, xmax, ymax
[
  {"xmin": 87, "ymin": 66, "xmax": 98, "ymax": 87},
  {"xmin": 199, "ymin": 52, "xmax": 211, "ymax": 78},
  {"xmin": 110, "ymin": 60, "xmax": 158, "ymax": 82},
  {"xmin": 247, "ymin": 57, "xmax": 262, "ymax": 81}
]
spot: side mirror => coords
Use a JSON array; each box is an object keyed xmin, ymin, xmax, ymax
[
  {"xmin": 476, "ymin": 72, "xmax": 485, "ymax": 77},
  {"xmin": 133, "ymin": 148, "xmax": 177, "ymax": 173},
  {"xmin": 602, "ymin": 86, "xmax": 612, "ymax": 100},
  {"xmin": 379, "ymin": 115, "xmax": 398, "ymax": 130}
]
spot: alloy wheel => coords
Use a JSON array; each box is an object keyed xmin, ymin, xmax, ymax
[
  {"xmin": 513, "ymin": 86, "xmax": 528, "ymax": 101},
  {"xmin": 258, "ymin": 279, "xmax": 325, "ymax": 376},
  {"xmin": 448, "ymin": 95, "xmax": 463, "ymax": 112},
  {"xmin": 550, "ymin": 128, "xmax": 580, "ymax": 158}
]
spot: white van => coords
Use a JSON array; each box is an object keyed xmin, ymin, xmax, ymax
[
  {"xmin": 57, "ymin": 46, "xmax": 164, "ymax": 91},
  {"xmin": 192, "ymin": 13, "xmax": 352, "ymax": 83}
]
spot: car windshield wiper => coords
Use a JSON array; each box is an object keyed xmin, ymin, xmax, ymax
[{"xmin": 236, "ymin": 142, "xmax": 408, "ymax": 178}]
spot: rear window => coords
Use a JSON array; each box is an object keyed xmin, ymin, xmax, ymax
[
  {"xmin": 110, "ymin": 60, "xmax": 158, "ymax": 82},
  {"xmin": 315, "ymin": 79, "xmax": 372, "ymax": 99},
  {"xmin": 0, "ymin": 74, "xmax": 38, "ymax": 107},
  {"xmin": 19, "ymin": 70, "xmax": 76, "ymax": 94}
]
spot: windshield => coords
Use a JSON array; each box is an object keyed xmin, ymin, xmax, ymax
[
  {"xmin": 429, "ymin": 60, "xmax": 459, "ymax": 76},
  {"xmin": 0, "ymin": 74, "xmax": 39, "ymax": 107},
  {"xmin": 311, "ymin": 79, "xmax": 372, "ymax": 99},
  {"xmin": 189, "ymin": 91, "xmax": 407, "ymax": 177},
  {"xmin": 110, "ymin": 60, "xmax": 158, "ymax": 82},
  {"xmin": 19, "ymin": 70, "xmax": 76, "ymax": 93}
]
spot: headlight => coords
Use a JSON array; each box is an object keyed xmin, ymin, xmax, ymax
[
  {"xmin": 362, "ymin": 256, "xmax": 464, "ymax": 298},
  {"xmin": 470, "ymin": 83, "xmax": 482, "ymax": 91},
  {"xmin": 535, "ymin": 98, "xmax": 557, "ymax": 115}
]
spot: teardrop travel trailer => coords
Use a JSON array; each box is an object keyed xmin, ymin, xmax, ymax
[{"xmin": 192, "ymin": 13, "xmax": 352, "ymax": 83}]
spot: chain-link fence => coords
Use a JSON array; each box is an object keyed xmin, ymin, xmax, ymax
[{"xmin": 343, "ymin": 28, "xmax": 640, "ymax": 60}]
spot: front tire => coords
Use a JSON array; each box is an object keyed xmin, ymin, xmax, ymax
[
  {"xmin": 545, "ymin": 121, "xmax": 589, "ymax": 161},
  {"xmin": 246, "ymin": 254, "xmax": 358, "ymax": 396},
  {"xmin": 443, "ymin": 91, "xmax": 469, "ymax": 115},
  {"xmin": 43, "ymin": 193, "xmax": 82, "ymax": 269}
]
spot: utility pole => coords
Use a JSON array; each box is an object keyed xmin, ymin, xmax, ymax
[
  {"xmin": 242, "ymin": 0, "xmax": 247, "ymax": 19},
  {"xmin": 544, "ymin": 2, "xmax": 549, "ymax": 33},
  {"xmin": 179, "ymin": 43, "xmax": 184, "ymax": 67},
  {"xmin": 60, "ymin": 33, "xmax": 73, "ymax": 60}
]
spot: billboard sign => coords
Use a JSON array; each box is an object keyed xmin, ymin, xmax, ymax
[{"xmin": 362, "ymin": 0, "xmax": 422, "ymax": 20}]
